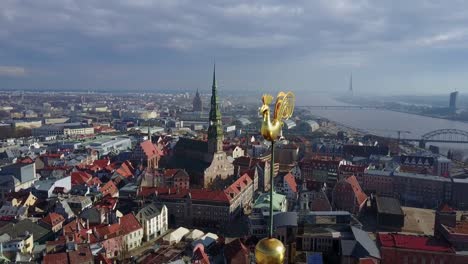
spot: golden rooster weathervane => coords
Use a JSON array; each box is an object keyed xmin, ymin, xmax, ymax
[
  {"xmin": 256, "ymin": 91, "xmax": 295, "ymax": 264},
  {"xmin": 260, "ymin": 91, "xmax": 295, "ymax": 142}
]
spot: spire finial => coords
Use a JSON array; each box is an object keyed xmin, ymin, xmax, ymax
[{"xmin": 212, "ymin": 61, "xmax": 217, "ymax": 89}]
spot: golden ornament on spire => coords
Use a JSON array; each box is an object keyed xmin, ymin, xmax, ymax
[
  {"xmin": 256, "ymin": 91, "xmax": 295, "ymax": 264},
  {"xmin": 260, "ymin": 91, "xmax": 295, "ymax": 142},
  {"xmin": 255, "ymin": 237, "xmax": 286, "ymax": 264}
]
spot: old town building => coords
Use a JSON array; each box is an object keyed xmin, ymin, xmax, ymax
[{"xmin": 171, "ymin": 66, "xmax": 234, "ymax": 188}]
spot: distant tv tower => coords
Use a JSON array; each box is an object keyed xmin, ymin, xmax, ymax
[{"xmin": 349, "ymin": 74, "xmax": 353, "ymax": 95}]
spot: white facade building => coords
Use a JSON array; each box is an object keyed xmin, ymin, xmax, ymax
[
  {"xmin": 87, "ymin": 137, "xmax": 132, "ymax": 156},
  {"xmin": 136, "ymin": 203, "xmax": 168, "ymax": 241},
  {"xmin": 32, "ymin": 123, "xmax": 94, "ymax": 137},
  {"xmin": 63, "ymin": 126, "xmax": 94, "ymax": 136},
  {"xmin": 120, "ymin": 213, "xmax": 144, "ymax": 251},
  {"xmin": 305, "ymin": 120, "xmax": 320, "ymax": 132}
]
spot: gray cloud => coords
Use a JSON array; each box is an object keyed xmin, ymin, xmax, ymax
[
  {"xmin": 0, "ymin": 66, "xmax": 27, "ymax": 77},
  {"xmin": 0, "ymin": 0, "xmax": 467, "ymax": 92}
]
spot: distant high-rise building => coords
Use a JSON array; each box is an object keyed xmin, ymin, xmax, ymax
[
  {"xmin": 192, "ymin": 89, "xmax": 203, "ymax": 112},
  {"xmin": 449, "ymin": 91, "xmax": 458, "ymax": 114},
  {"xmin": 349, "ymin": 74, "xmax": 353, "ymax": 94}
]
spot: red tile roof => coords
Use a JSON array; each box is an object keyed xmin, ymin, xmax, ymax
[
  {"xmin": 438, "ymin": 203, "xmax": 455, "ymax": 213},
  {"xmin": 17, "ymin": 157, "xmax": 34, "ymax": 164},
  {"xmin": 89, "ymin": 177, "xmax": 102, "ymax": 186},
  {"xmin": 100, "ymin": 180, "xmax": 118, "ymax": 197},
  {"xmin": 95, "ymin": 254, "xmax": 113, "ymax": 264},
  {"xmin": 71, "ymin": 171, "xmax": 93, "ymax": 186},
  {"xmin": 95, "ymin": 223, "xmax": 121, "ymax": 239},
  {"xmin": 69, "ymin": 245, "xmax": 93, "ymax": 264},
  {"xmin": 138, "ymin": 187, "xmax": 178, "ymax": 198},
  {"xmin": 284, "ymin": 172, "xmax": 297, "ymax": 193},
  {"xmin": 46, "ymin": 236, "xmax": 66, "ymax": 247},
  {"xmin": 224, "ymin": 173, "xmax": 253, "ymax": 198},
  {"xmin": 190, "ymin": 189, "xmax": 231, "ymax": 203},
  {"xmin": 339, "ymin": 164, "xmax": 366, "ymax": 173},
  {"xmin": 93, "ymin": 158, "xmax": 111, "ymax": 168},
  {"xmin": 41, "ymin": 212, "xmax": 65, "ymax": 227},
  {"xmin": 115, "ymin": 161, "xmax": 134, "ymax": 178},
  {"xmin": 105, "ymin": 162, "xmax": 120, "ymax": 172},
  {"xmin": 192, "ymin": 244, "xmax": 210, "ymax": 264},
  {"xmin": 63, "ymin": 219, "xmax": 86, "ymax": 235},
  {"xmin": 377, "ymin": 233, "xmax": 454, "ymax": 253},
  {"xmin": 42, "ymin": 153, "xmax": 63, "ymax": 159},
  {"xmin": 95, "ymin": 196, "xmax": 118, "ymax": 210},
  {"xmin": 345, "ymin": 175, "xmax": 368, "ymax": 206},
  {"xmin": 119, "ymin": 213, "xmax": 142, "ymax": 235},
  {"xmin": 140, "ymin": 140, "xmax": 162, "ymax": 158},
  {"xmin": 43, "ymin": 252, "xmax": 68, "ymax": 264},
  {"xmin": 446, "ymin": 221, "xmax": 468, "ymax": 235}
]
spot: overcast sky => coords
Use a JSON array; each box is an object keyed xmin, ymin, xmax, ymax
[{"xmin": 1, "ymin": 0, "xmax": 467, "ymax": 94}]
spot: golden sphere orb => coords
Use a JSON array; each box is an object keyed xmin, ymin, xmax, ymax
[{"xmin": 255, "ymin": 237, "xmax": 285, "ymax": 264}]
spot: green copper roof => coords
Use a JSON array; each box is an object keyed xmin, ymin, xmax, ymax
[
  {"xmin": 253, "ymin": 191, "xmax": 286, "ymax": 211},
  {"xmin": 208, "ymin": 63, "xmax": 223, "ymax": 141}
]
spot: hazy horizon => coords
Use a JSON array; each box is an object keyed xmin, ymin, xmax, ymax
[{"xmin": 1, "ymin": 1, "xmax": 468, "ymax": 94}]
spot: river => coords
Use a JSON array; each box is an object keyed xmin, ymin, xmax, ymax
[{"xmin": 297, "ymin": 93, "xmax": 468, "ymax": 155}]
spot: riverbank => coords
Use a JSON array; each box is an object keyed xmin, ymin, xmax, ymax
[{"xmin": 335, "ymin": 97, "xmax": 468, "ymax": 124}]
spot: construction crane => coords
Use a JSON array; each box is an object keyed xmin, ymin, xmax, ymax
[{"xmin": 364, "ymin": 128, "xmax": 411, "ymax": 153}]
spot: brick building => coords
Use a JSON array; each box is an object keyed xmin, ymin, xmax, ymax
[
  {"xmin": 362, "ymin": 169, "xmax": 452, "ymax": 208},
  {"xmin": 332, "ymin": 175, "xmax": 368, "ymax": 214},
  {"xmin": 233, "ymin": 156, "xmax": 277, "ymax": 192},
  {"xmin": 279, "ymin": 172, "xmax": 298, "ymax": 206},
  {"xmin": 169, "ymin": 66, "xmax": 234, "ymax": 188},
  {"xmin": 299, "ymin": 156, "xmax": 346, "ymax": 187},
  {"xmin": 131, "ymin": 140, "xmax": 162, "ymax": 169},
  {"xmin": 451, "ymin": 178, "xmax": 468, "ymax": 210},
  {"xmin": 360, "ymin": 170, "xmax": 394, "ymax": 196},
  {"xmin": 377, "ymin": 233, "xmax": 468, "ymax": 264},
  {"xmin": 274, "ymin": 143, "xmax": 299, "ymax": 172},
  {"xmin": 434, "ymin": 204, "xmax": 468, "ymax": 251},
  {"xmin": 393, "ymin": 172, "xmax": 451, "ymax": 208},
  {"xmin": 153, "ymin": 173, "xmax": 254, "ymax": 229},
  {"xmin": 338, "ymin": 164, "xmax": 366, "ymax": 181}
]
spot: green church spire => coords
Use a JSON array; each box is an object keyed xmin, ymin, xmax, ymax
[{"xmin": 208, "ymin": 63, "xmax": 224, "ymax": 153}]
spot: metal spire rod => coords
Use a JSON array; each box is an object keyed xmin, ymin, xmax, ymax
[{"xmin": 269, "ymin": 140, "xmax": 275, "ymax": 238}]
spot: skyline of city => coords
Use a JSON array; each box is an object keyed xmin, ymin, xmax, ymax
[
  {"xmin": 0, "ymin": 63, "xmax": 468, "ymax": 263},
  {"xmin": 2, "ymin": 1, "xmax": 468, "ymax": 263}
]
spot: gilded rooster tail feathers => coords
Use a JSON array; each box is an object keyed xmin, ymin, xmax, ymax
[{"xmin": 274, "ymin": 91, "xmax": 295, "ymax": 121}]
